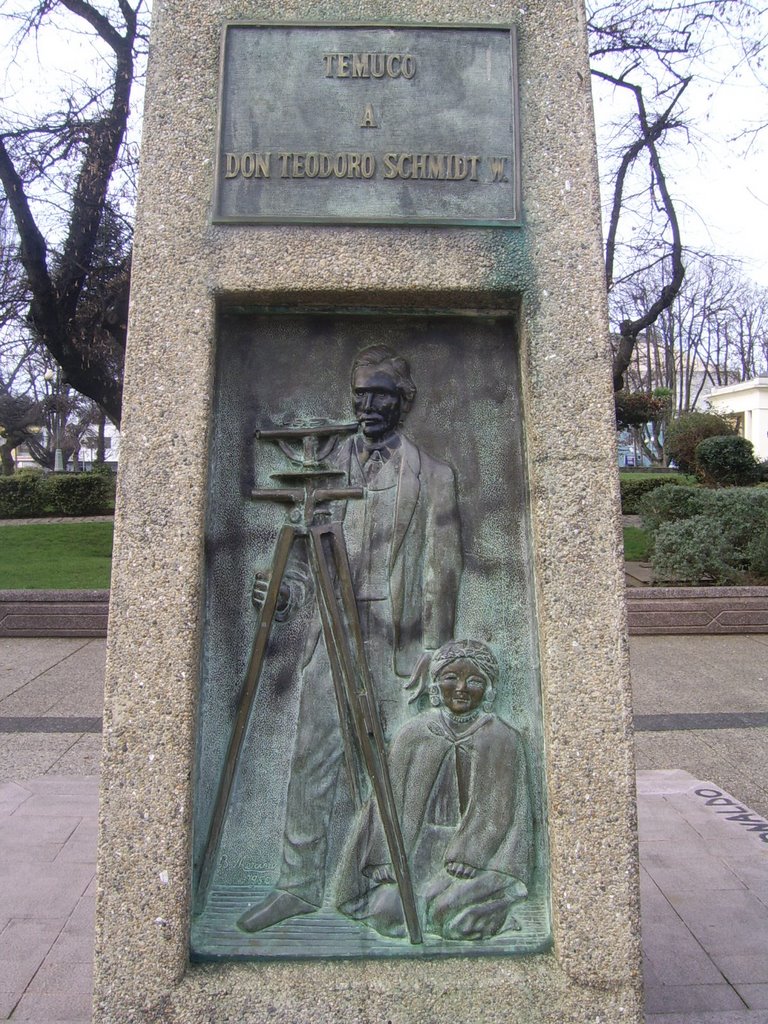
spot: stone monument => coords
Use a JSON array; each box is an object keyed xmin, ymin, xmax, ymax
[{"xmin": 93, "ymin": 2, "xmax": 642, "ymax": 1022}]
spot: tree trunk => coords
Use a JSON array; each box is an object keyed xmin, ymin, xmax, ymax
[
  {"xmin": 0, "ymin": 444, "xmax": 15, "ymax": 475},
  {"xmin": 97, "ymin": 412, "xmax": 106, "ymax": 465}
]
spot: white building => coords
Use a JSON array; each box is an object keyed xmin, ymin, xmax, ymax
[
  {"xmin": 11, "ymin": 422, "xmax": 120, "ymax": 472},
  {"xmin": 706, "ymin": 378, "xmax": 768, "ymax": 461}
]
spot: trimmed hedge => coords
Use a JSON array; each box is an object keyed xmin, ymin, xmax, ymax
[
  {"xmin": 42, "ymin": 473, "xmax": 114, "ymax": 516},
  {"xmin": 0, "ymin": 471, "xmax": 115, "ymax": 519},
  {"xmin": 620, "ymin": 474, "xmax": 688, "ymax": 514},
  {"xmin": 0, "ymin": 473, "xmax": 47, "ymax": 518},
  {"xmin": 653, "ymin": 515, "xmax": 739, "ymax": 584},
  {"xmin": 695, "ymin": 435, "xmax": 761, "ymax": 487},
  {"xmin": 665, "ymin": 411, "xmax": 736, "ymax": 475},
  {"xmin": 636, "ymin": 484, "xmax": 709, "ymax": 533},
  {"xmin": 638, "ymin": 484, "xmax": 768, "ymax": 584}
]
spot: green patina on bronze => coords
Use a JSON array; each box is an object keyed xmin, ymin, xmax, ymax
[
  {"xmin": 191, "ymin": 308, "xmax": 550, "ymax": 959},
  {"xmin": 215, "ymin": 24, "xmax": 521, "ymax": 226}
]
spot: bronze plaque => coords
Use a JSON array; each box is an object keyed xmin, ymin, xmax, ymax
[
  {"xmin": 191, "ymin": 310, "xmax": 550, "ymax": 960},
  {"xmin": 214, "ymin": 24, "xmax": 521, "ymax": 226}
]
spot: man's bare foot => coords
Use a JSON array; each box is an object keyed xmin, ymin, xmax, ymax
[{"xmin": 237, "ymin": 890, "xmax": 317, "ymax": 933}]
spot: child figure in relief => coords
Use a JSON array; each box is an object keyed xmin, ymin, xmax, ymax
[{"xmin": 336, "ymin": 639, "xmax": 533, "ymax": 941}]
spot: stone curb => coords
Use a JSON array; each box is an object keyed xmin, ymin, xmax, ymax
[
  {"xmin": 626, "ymin": 586, "xmax": 768, "ymax": 635},
  {"xmin": 0, "ymin": 589, "xmax": 109, "ymax": 637},
  {"xmin": 2, "ymin": 586, "xmax": 768, "ymax": 637}
]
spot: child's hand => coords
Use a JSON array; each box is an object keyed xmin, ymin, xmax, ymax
[{"xmin": 446, "ymin": 861, "xmax": 477, "ymax": 879}]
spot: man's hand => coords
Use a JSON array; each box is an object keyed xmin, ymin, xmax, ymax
[
  {"xmin": 252, "ymin": 571, "xmax": 291, "ymax": 618},
  {"xmin": 404, "ymin": 651, "xmax": 433, "ymax": 703},
  {"xmin": 368, "ymin": 864, "xmax": 396, "ymax": 884},
  {"xmin": 446, "ymin": 861, "xmax": 477, "ymax": 879}
]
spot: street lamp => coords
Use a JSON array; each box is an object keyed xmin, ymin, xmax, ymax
[{"xmin": 43, "ymin": 368, "xmax": 65, "ymax": 472}]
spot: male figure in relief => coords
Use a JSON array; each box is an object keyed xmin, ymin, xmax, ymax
[{"xmin": 238, "ymin": 343, "xmax": 463, "ymax": 932}]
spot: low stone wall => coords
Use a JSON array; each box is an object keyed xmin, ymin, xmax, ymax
[
  {"xmin": 2, "ymin": 587, "xmax": 767, "ymax": 638},
  {"xmin": 0, "ymin": 590, "xmax": 109, "ymax": 637},
  {"xmin": 627, "ymin": 586, "xmax": 768, "ymax": 635}
]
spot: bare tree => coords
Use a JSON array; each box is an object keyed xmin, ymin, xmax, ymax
[
  {"xmin": 0, "ymin": 388, "xmax": 42, "ymax": 474},
  {"xmin": 0, "ymin": 0, "xmax": 760, "ymax": 430},
  {"xmin": 0, "ymin": 0, "xmax": 146, "ymax": 425},
  {"xmin": 613, "ymin": 256, "xmax": 768, "ymax": 453},
  {"xmin": 720, "ymin": 278, "xmax": 768, "ymax": 381},
  {"xmin": 587, "ymin": 0, "xmax": 752, "ymax": 389}
]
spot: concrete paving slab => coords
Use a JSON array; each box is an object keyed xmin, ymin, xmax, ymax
[
  {"xmin": 0, "ymin": 640, "xmax": 90, "ymax": 700},
  {"xmin": 47, "ymin": 734, "xmax": 102, "ymax": 776},
  {"xmin": 11, "ymin": 989, "xmax": 95, "ymax": 1021},
  {"xmin": 641, "ymin": 841, "xmax": 747, "ymax": 894},
  {"xmin": 644, "ymin": 984, "xmax": 746, "ymax": 1014},
  {"xmin": 1, "ymin": 635, "xmax": 768, "ymax": 1024},
  {"xmin": 6, "ymin": 1019, "xmax": 92, "ymax": 1024},
  {"xmin": 0, "ymin": 991, "xmax": 18, "ymax": 1019},
  {"xmin": 641, "ymin": 873, "xmax": 726, "ymax": 984},
  {"xmin": 0, "ymin": 638, "xmax": 105, "ymax": 718},
  {"xmin": 634, "ymin": 731, "xmax": 768, "ymax": 821},
  {"xmin": 0, "ymin": 672, "xmax": 104, "ymax": 721},
  {"xmin": 662, "ymin": 791, "xmax": 768, "ymax": 846},
  {"xmin": 0, "ymin": 734, "xmax": 96, "ymax": 785},
  {"xmin": 665, "ymin": 890, "xmax": 768, "ymax": 959},
  {"xmin": 638, "ymin": 771, "xmax": 768, "ymax": 1022},
  {"xmin": 0, "ymin": 806, "xmax": 80, "ymax": 839},
  {"xmin": 0, "ymin": 862, "xmax": 94, "ymax": 920},
  {"xmin": 648, "ymin": 1015, "xmax": 768, "ymax": 1024},
  {"xmin": 716, "ymin": 957, "xmax": 768, "ymax": 986},
  {"xmin": 0, "ymin": 781, "xmax": 32, "ymax": 815},
  {"xmin": 25, "ymin": 959, "xmax": 94, "ymax": 996},
  {"xmin": 630, "ymin": 636, "xmax": 768, "ymax": 715},
  {"xmin": 11, "ymin": 791, "xmax": 99, "ymax": 818},
  {"xmin": 0, "ymin": 917, "xmax": 69, "ymax": 1020},
  {"xmin": 714, "ymin": 856, "xmax": 768, "ymax": 901},
  {"xmin": 637, "ymin": 770, "xmax": 707, "ymax": 795},
  {"xmin": 733, "ymin": 987, "xmax": 768, "ymax": 1010},
  {"xmin": 24, "ymin": 777, "xmax": 100, "ymax": 795},
  {"xmin": 636, "ymin": 801, "xmax": 702, "ymax": 843}
]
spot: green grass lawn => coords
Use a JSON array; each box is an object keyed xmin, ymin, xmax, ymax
[
  {"xmin": 619, "ymin": 471, "xmax": 697, "ymax": 485},
  {"xmin": 623, "ymin": 526, "xmax": 650, "ymax": 562},
  {"xmin": 0, "ymin": 521, "xmax": 114, "ymax": 589},
  {"xmin": 0, "ymin": 520, "xmax": 649, "ymax": 589}
]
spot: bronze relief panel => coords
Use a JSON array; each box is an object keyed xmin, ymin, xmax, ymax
[{"xmin": 191, "ymin": 310, "xmax": 549, "ymax": 958}]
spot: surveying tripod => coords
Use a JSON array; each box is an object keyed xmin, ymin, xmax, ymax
[{"xmin": 197, "ymin": 421, "xmax": 422, "ymax": 944}]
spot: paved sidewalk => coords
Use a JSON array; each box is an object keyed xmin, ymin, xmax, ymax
[
  {"xmin": 639, "ymin": 770, "xmax": 768, "ymax": 1021},
  {"xmin": 0, "ymin": 518, "xmax": 113, "ymax": 527},
  {"xmin": 0, "ymin": 639, "xmax": 103, "ymax": 1023},
  {"xmin": 1, "ymin": 636, "xmax": 767, "ymax": 1023},
  {"xmin": 0, "ymin": 777, "xmax": 97, "ymax": 1022}
]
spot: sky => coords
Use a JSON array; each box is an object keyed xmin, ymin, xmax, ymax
[
  {"xmin": 674, "ymin": 77, "xmax": 768, "ymax": 285},
  {"xmin": 592, "ymin": 30, "xmax": 768, "ymax": 287},
  {"xmin": 1, "ymin": 3, "xmax": 766, "ymax": 285}
]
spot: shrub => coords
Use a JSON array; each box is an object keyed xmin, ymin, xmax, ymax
[
  {"xmin": 652, "ymin": 516, "xmax": 742, "ymax": 584},
  {"xmin": 703, "ymin": 489, "xmax": 768, "ymax": 554},
  {"xmin": 748, "ymin": 528, "xmax": 768, "ymax": 578},
  {"xmin": 41, "ymin": 472, "xmax": 114, "ymax": 516},
  {"xmin": 620, "ymin": 475, "xmax": 687, "ymax": 514},
  {"xmin": 695, "ymin": 435, "xmax": 761, "ymax": 487},
  {"xmin": 665, "ymin": 412, "xmax": 736, "ymax": 475},
  {"xmin": 615, "ymin": 391, "xmax": 669, "ymax": 429},
  {"xmin": 637, "ymin": 484, "xmax": 708, "ymax": 534},
  {"xmin": 644, "ymin": 486, "xmax": 768, "ymax": 583},
  {"xmin": 0, "ymin": 473, "xmax": 46, "ymax": 518}
]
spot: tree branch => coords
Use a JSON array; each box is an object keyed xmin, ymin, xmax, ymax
[{"xmin": 0, "ymin": 138, "xmax": 59, "ymax": 341}]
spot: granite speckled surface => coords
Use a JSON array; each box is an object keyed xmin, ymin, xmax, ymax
[{"xmin": 93, "ymin": 0, "xmax": 642, "ymax": 1019}]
